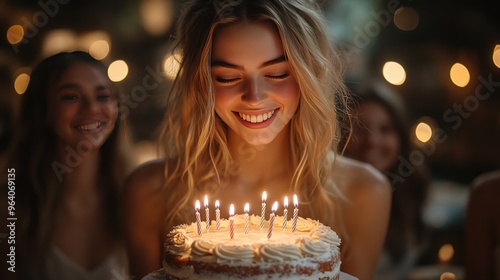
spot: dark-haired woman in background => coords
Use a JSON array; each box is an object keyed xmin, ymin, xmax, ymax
[
  {"xmin": 1, "ymin": 51, "xmax": 131, "ymax": 280},
  {"xmin": 343, "ymin": 82, "xmax": 430, "ymax": 280}
]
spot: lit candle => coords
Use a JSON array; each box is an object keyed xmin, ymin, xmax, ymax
[
  {"xmin": 260, "ymin": 191, "xmax": 267, "ymax": 229},
  {"xmin": 215, "ymin": 200, "xmax": 221, "ymax": 231},
  {"xmin": 204, "ymin": 195, "xmax": 210, "ymax": 230},
  {"xmin": 195, "ymin": 200, "xmax": 202, "ymax": 235},
  {"xmin": 268, "ymin": 201, "xmax": 278, "ymax": 239},
  {"xmin": 292, "ymin": 194, "xmax": 299, "ymax": 233},
  {"xmin": 229, "ymin": 204, "xmax": 235, "ymax": 239},
  {"xmin": 283, "ymin": 196, "xmax": 288, "ymax": 230},
  {"xmin": 244, "ymin": 203, "xmax": 250, "ymax": 234}
]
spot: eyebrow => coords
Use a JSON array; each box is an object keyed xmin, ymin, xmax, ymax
[
  {"xmin": 54, "ymin": 83, "xmax": 110, "ymax": 93},
  {"xmin": 211, "ymin": 55, "xmax": 287, "ymax": 70}
]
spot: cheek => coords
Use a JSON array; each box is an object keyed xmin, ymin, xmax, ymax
[
  {"xmin": 387, "ymin": 134, "xmax": 401, "ymax": 154},
  {"xmin": 49, "ymin": 104, "xmax": 76, "ymax": 127},
  {"xmin": 100, "ymin": 101, "xmax": 119, "ymax": 125},
  {"xmin": 214, "ymin": 91, "xmax": 236, "ymax": 114},
  {"xmin": 274, "ymin": 80, "xmax": 300, "ymax": 111}
]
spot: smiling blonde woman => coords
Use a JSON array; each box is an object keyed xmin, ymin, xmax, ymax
[{"xmin": 123, "ymin": 1, "xmax": 392, "ymax": 279}]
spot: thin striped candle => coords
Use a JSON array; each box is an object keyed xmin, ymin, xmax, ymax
[
  {"xmin": 204, "ymin": 195, "xmax": 210, "ymax": 230},
  {"xmin": 215, "ymin": 200, "xmax": 221, "ymax": 230},
  {"xmin": 268, "ymin": 201, "xmax": 278, "ymax": 239},
  {"xmin": 195, "ymin": 200, "xmax": 202, "ymax": 235},
  {"xmin": 292, "ymin": 195, "xmax": 299, "ymax": 233},
  {"xmin": 244, "ymin": 203, "xmax": 250, "ymax": 234},
  {"xmin": 282, "ymin": 196, "xmax": 288, "ymax": 230},
  {"xmin": 229, "ymin": 204, "xmax": 235, "ymax": 239},
  {"xmin": 260, "ymin": 191, "xmax": 267, "ymax": 229}
]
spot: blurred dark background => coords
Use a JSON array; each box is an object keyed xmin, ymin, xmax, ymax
[{"xmin": 1, "ymin": 0, "xmax": 499, "ymax": 278}]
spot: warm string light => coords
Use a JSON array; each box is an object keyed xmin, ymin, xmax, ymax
[
  {"xmin": 229, "ymin": 204, "xmax": 235, "ymax": 239},
  {"xmin": 244, "ymin": 203, "xmax": 250, "ymax": 234},
  {"xmin": 215, "ymin": 200, "xmax": 221, "ymax": 231},
  {"xmin": 195, "ymin": 200, "xmax": 202, "ymax": 235},
  {"xmin": 283, "ymin": 196, "xmax": 288, "ymax": 230},
  {"xmin": 292, "ymin": 195, "xmax": 299, "ymax": 233},
  {"xmin": 204, "ymin": 195, "xmax": 210, "ymax": 230},
  {"xmin": 260, "ymin": 191, "xmax": 267, "ymax": 229},
  {"xmin": 268, "ymin": 201, "xmax": 278, "ymax": 239}
]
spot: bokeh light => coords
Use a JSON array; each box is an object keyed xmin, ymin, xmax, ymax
[
  {"xmin": 440, "ymin": 272, "xmax": 457, "ymax": 280},
  {"xmin": 89, "ymin": 40, "xmax": 110, "ymax": 60},
  {"xmin": 394, "ymin": 7, "xmax": 419, "ymax": 31},
  {"xmin": 415, "ymin": 122, "xmax": 433, "ymax": 143},
  {"xmin": 438, "ymin": 243, "xmax": 454, "ymax": 263},
  {"xmin": 450, "ymin": 63, "xmax": 470, "ymax": 87},
  {"xmin": 42, "ymin": 29, "xmax": 77, "ymax": 57},
  {"xmin": 163, "ymin": 52, "xmax": 182, "ymax": 79},
  {"xmin": 14, "ymin": 73, "xmax": 30, "ymax": 94},
  {"xmin": 140, "ymin": 0, "xmax": 174, "ymax": 36},
  {"xmin": 79, "ymin": 31, "xmax": 111, "ymax": 60},
  {"xmin": 108, "ymin": 60, "xmax": 129, "ymax": 82},
  {"xmin": 493, "ymin": 44, "xmax": 500, "ymax": 68},
  {"xmin": 382, "ymin": 61, "xmax": 406, "ymax": 85},
  {"xmin": 6, "ymin": 25, "xmax": 24, "ymax": 45}
]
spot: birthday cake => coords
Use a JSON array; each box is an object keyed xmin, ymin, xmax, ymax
[{"xmin": 163, "ymin": 214, "xmax": 341, "ymax": 279}]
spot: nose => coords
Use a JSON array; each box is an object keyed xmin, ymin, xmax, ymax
[
  {"xmin": 242, "ymin": 77, "xmax": 266, "ymax": 104},
  {"xmin": 81, "ymin": 96, "xmax": 101, "ymax": 114},
  {"xmin": 366, "ymin": 129, "xmax": 382, "ymax": 148}
]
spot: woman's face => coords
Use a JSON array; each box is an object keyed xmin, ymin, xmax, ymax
[
  {"xmin": 347, "ymin": 101, "xmax": 401, "ymax": 172},
  {"xmin": 211, "ymin": 21, "xmax": 300, "ymax": 146},
  {"xmin": 47, "ymin": 61, "xmax": 118, "ymax": 153}
]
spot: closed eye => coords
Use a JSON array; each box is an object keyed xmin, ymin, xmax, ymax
[
  {"xmin": 215, "ymin": 77, "xmax": 240, "ymax": 84},
  {"xmin": 266, "ymin": 73, "xmax": 289, "ymax": 80}
]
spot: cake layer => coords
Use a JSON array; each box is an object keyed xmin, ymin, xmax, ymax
[{"xmin": 164, "ymin": 215, "xmax": 341, "ymax": 279}]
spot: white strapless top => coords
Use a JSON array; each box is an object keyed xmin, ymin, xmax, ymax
[{"xmin": 44, "ymin": 245, "xmax": 128, "ymax": 280}]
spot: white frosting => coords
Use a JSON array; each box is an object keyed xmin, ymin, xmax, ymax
[
  {"xmin": 213, "ymin": 243, "xmax": 254, "ymax": 263},
  {"xmin": 164, "ymin": 215, "xmax": 341, "ymax": 279},
  {"xmin": 258, "ymin": 244, "xmax": 302, "ymax": 262}
]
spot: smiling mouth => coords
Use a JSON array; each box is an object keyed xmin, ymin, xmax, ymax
[
  {"xmin": 238, "ymin": 110, "xmax": 275, "ymax": 124},
  {"xmin": 76, "ymin": 122, "xmax": 104, "ymax": 131}
]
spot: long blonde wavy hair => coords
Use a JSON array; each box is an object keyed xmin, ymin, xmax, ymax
[{"xmin": 160, "ymin": 0, "xmax": 351, "ymax": 232}]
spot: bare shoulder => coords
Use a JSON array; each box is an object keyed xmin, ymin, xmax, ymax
[
  {"xmin": 469, "ymin": 169, "xmax": 500, "ymax": 206},
  {"xmin": 332, "ymin": 155, "xmax": 391, "ymax": 198},
  {"xmin": 471, "ymin": 169, "xmax": 500, "ymax": 193}
]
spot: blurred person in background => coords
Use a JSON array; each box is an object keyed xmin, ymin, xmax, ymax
[
  {"xmin": 1, "ymin": 51, "xmax": 131, "ymax": 280},
  {"xmin": 466, "ymin": 168, "xmax": 500, "ymax": 280},
  {"xmin": 343, "ymin": 81, "xmax": 430, "ymax": 280}
]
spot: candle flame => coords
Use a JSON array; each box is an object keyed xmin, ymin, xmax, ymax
[
  {"xmin": 215, "ymin": 200, "xmax": 220, "ymax": 209},
  {"xmin": 293, "ymin": 194, "xmax": 298, "ymax": 208},
  {"xmin": 195, "ymin": 200, "xmax": 200, "ymax": 211},
  {"xmin": 229, "ymin": 204, "xmax": 235, "ymax": 216},
  {"xmin": 204, "ymin": 195, "xmax": 208, "ymax": 208},
  {"xmin": 271, "ymin": 201, "xmax": 278, "ymax": 213},
  {"xmin": 284, "ymin": 196, "xmax": 288, "ymax": 208},
  {"xmin": 262, "ymin": 191, "xmax": 267, "ymax": 202},
  {"xmin": 244, "ymin": 203, "xmax": 249, "ymax": 213}
]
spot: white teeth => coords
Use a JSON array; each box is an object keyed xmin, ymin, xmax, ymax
[
  {"xmin": 77, "ymin": 122, "xmax": 102, "ymax": 131},
  {"xmin": 238, "ymin": 110, "xmax": 275, "ymax": 124}
]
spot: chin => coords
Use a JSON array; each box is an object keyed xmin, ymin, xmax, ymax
[{"xmin": 242, "ymin": 132, "xmax": 277, "ymax": 146}]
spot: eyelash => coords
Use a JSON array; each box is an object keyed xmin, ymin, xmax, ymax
[
  {"xmin": 215, "ymin": 73, "xmax": 289, "ymax": 84},
  {"xmin": 216, "ymin": 77, "xmax": 239, "ymax": 84},
  {"xmin": 266, "ymin": 73, "xmax": 289, "ymax": 80}
]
